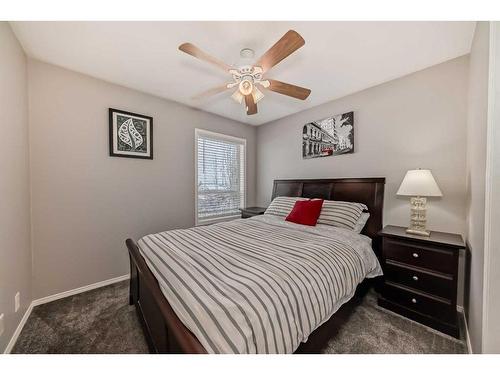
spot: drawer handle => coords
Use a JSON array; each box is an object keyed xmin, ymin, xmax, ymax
[
  {"xmin": 412, "ymin": 253, "xmax": 419, "ymax": 258},
  {"xmin": 411, "ymin": 298, "xmax": 417, "ymax": 304},
  {"xmin": 412, "ymin": 275, "xmax": 419, "ymax": 281}
]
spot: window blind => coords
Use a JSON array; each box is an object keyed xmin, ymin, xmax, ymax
[{"xmin": 196, "ymin": 130, "xmax": 245, "ymax": 225}]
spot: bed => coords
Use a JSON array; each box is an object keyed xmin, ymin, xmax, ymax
[{"xmin": 126, "ymin": 177, "xmax": 385, "ymax": 353}]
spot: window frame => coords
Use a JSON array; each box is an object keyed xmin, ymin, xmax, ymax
[{"xmin": 194, "ymin": 128, "xmax": 247, "ymax": 226}]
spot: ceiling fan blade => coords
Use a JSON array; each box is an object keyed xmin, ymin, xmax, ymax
[
  {"xmin": 179, "ymin": 43, "xmax": 233, "ymax": 72},
  {"xmin": 266, "ymin": 79, "xmax": 311, "ymax": 100},
  {"xmin": 245, "ymin": 94, "xmax": 258, "ymax": 115},
  {"xmin": 192, "ymin": 84, "xmax": 231, "ymax": 100},
  {"xmin": 255, "ymin": 30, "xmax": 305, "ymax": 73}
]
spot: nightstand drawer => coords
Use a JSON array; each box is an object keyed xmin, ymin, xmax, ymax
[
  {"xmin": 383, "ymin": 283, "xmax": 454, "ymax": 322},
  {"xmin": 383, "ymin": 238, "xmax": 455, "ymax": 274},
  {"xmin": 384, "ymin": 262, "xmax": 454, "ymax": 299},
  {"xmin": 240, "ymin": 207, "xmax": 267, "ymax": 219}
]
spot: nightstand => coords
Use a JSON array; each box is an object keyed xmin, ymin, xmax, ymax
[
  {"xmin": 377, "ymin": 225, "xmax": 465, "ymax": 338},
  {"xmin": 239, "ymin": 207, "xmax": 267, "ymax": 219}
]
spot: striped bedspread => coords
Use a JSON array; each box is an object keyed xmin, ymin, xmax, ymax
[{"xmin": 138, "ymin": 215, "xmax": 382, "ymax": 354}]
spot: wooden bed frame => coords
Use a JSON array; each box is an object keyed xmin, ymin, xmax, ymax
[{"xmin": 126, "ymin": 177, "xmax": 385, "ymax": 353}]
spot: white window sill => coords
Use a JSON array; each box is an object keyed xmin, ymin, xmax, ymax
[{"xmin": 195, "ymin": 214, "xmax": 241, "ymax": 227}]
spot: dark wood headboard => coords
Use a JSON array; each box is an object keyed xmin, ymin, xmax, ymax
[{"xmin": 271, "ymin": 178, "xmax": 385, "ymax": 252}]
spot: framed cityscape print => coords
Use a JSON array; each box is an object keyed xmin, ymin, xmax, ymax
[
  {"xmin": 302, "ymin": 111, "xmax": 354, "ymax": 159},
  {"xmin": 109, "ymin": 108, "xmax": 153, "ymax": 159}
]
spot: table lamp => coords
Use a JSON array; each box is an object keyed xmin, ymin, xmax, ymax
[{"xmin": 397, "ymin": 169, "xmax": 442, "ymax": 236}]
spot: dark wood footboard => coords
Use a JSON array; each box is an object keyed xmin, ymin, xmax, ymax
[{"xmin": 127, "ymin": 238, "xmax": 207, "ymax": 353}]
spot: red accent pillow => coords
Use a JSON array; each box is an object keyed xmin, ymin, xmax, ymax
[{"xmin": 285, "ymin": 199, "xmax": 324, "ymax": 226}]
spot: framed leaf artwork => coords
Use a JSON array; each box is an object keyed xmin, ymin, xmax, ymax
[{"xmin": 109, "ymin": 108, "xmax": 153, "ymax": 159}]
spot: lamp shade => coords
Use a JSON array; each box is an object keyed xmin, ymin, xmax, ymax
[{"xmin": 397, "ymin": 169, "xmax": 443, "ymax": 197}]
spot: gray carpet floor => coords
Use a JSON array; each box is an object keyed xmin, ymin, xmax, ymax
[{"xmin": 12, "ymin": 280, "xmax": 467, "ymax": 354}]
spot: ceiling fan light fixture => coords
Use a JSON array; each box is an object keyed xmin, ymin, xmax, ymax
[
  {"xmin": 239, "ymin": 79, "xmax": 253, "ymax": 96},
  {"xmin": 258, "ymin": 79, "xmax": 270, "ymax": 88},
  {"xmin": 252, "ymin": 86, "xmax": 264, "ymax": 103},
  {"xmin": 231, "ymin": 90, "xmax": 244, "ymax": 104}
]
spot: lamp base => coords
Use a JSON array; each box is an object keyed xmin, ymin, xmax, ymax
[
  {"xmin": 407, "ymin": 196, "xmax": 431, "ymax": 237},
  {"xmin": 406, "ymin": 228, "xmax": 430, "ymax": 237}
]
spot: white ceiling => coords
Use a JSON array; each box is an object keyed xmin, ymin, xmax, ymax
[{"xmin": 10, "ymin": 21, "xmax": 475, "ymax": 126}]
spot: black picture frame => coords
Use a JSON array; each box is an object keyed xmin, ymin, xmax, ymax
[
  {"xmin": 302, "ymin": 111, "xmax": 354, "ymax": 159},
  {"xmin": 109, "ymin": 108, "xmax": 153, "ymax": 160}
]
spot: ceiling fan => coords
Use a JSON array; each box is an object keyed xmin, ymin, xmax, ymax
[{"xmin": 178, "ymin": 30, "xmax": 311, "ymax": 116}]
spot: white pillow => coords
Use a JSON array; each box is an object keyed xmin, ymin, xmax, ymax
[
  {"xmin": 317, "ymin": 200, "xmax": 367, "ymax": 230},
  {"xmin": 353, "ymin": 212, "xmax": 370, "ymax": 233},
  {"xmin": 264, "ymin": 196, "xmax": 307, "ymax": 218}
]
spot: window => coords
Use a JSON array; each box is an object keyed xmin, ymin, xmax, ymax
[{"xmin": 195, "ymin": 129, "xmax": 246, "ymax": 225}]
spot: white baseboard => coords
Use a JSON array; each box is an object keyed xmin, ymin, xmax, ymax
[
  {"xmin": 31, "ymin": 274, "xmax": 130, "ymax": 307},
  {"xmin": 3, "ymin": 274, "xmax": 129, "ymax": 354},
  {"xmin": 3, "ymin": 302, "xmax": 34, "ymax": 354},
  {"xmin": 457, "ymin": 305, "xmax": 472, "ymax": 354}
]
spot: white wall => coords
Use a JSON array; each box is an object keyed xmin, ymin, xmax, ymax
[
  {"xmin": 482, "ymin": 21, "xmax": 500, "ymax": 354},
  {"xmin": 257, "ymin": 56, "xmax": 469, "ymax": 236},
  {"xmin": 465, "ymin": 21, "xmax": 490, "ymax": 353},
  {"xmin": 28, "ymin": 59, "xmax": 257, "ymax": 300},
  {"xmin": 0, "ymin": 23, "xmax": 32, "ymax": 352}
]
